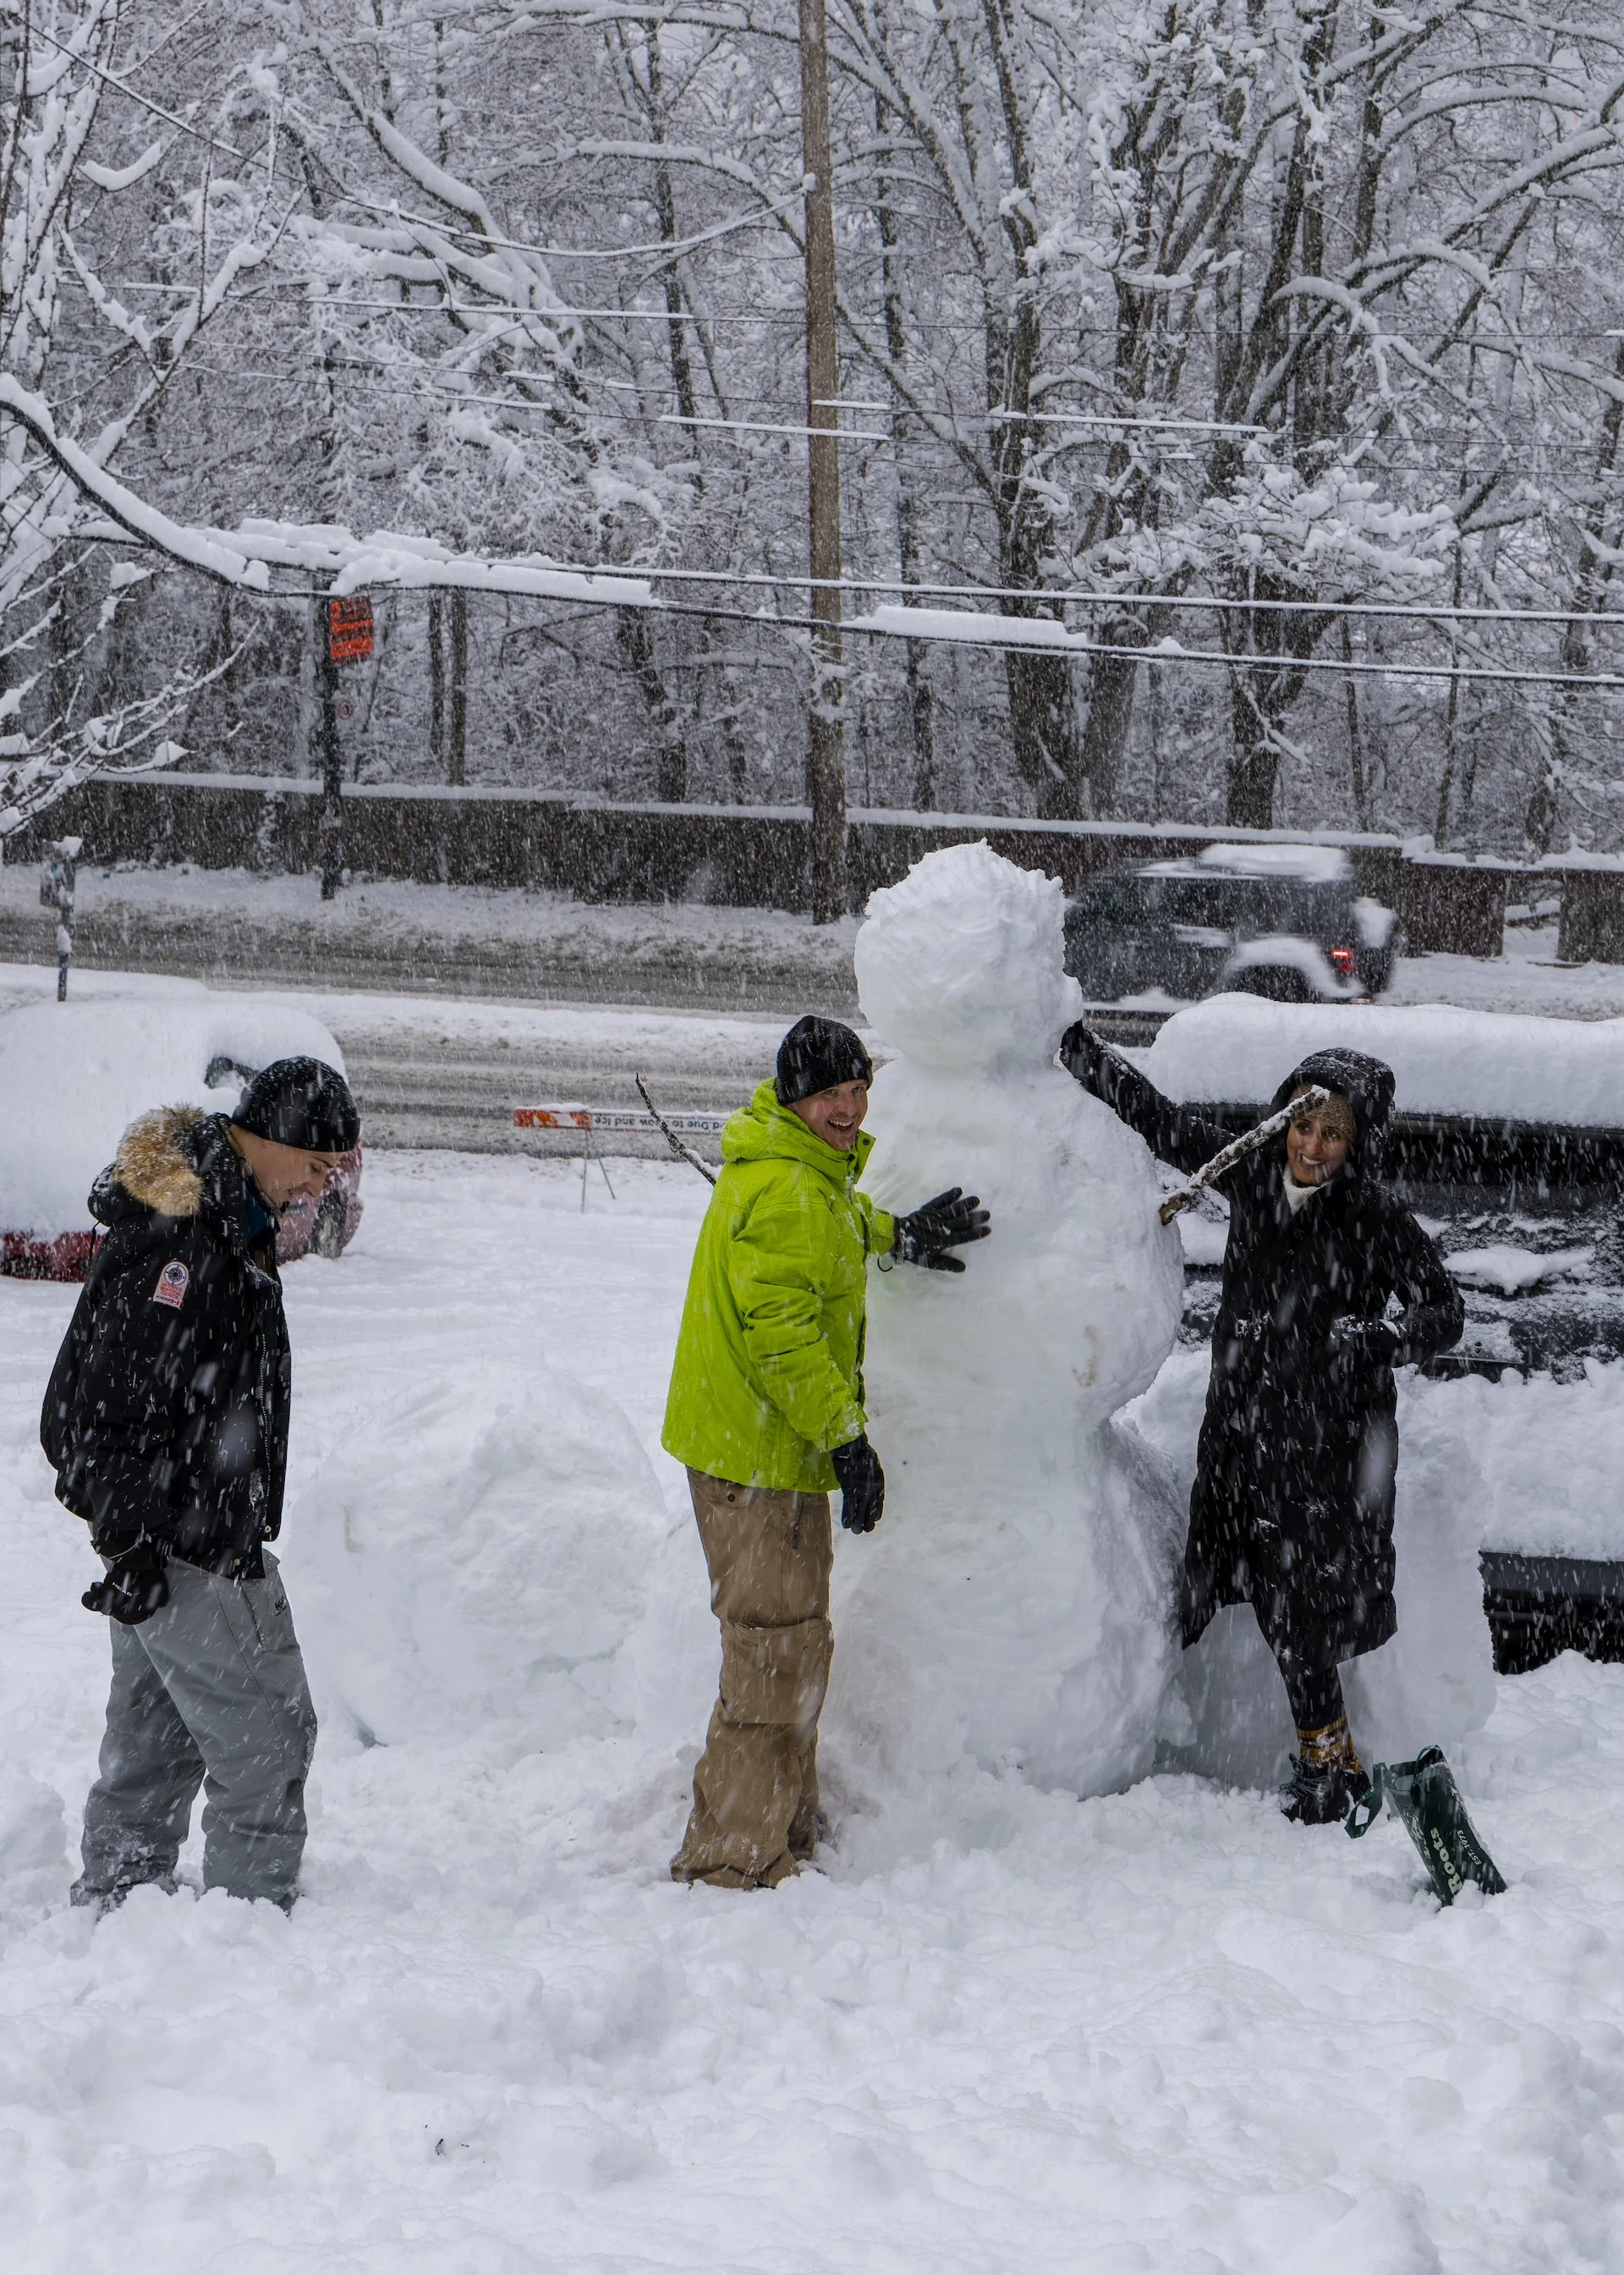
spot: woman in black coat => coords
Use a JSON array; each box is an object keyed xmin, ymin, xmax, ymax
[{"xmin": 1062, "ymin": 1030, "xmax": 1464, "ymax": 1822}]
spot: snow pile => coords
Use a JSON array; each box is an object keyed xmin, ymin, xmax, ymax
[
  {"xmin": 1446, "ymin": 1242, "xmax": 1593, "ymax": 1295},
  {"xmin": 0, "ymin": 996, "xmax": 348, "ymax": 1234},
  {"xmin": 1141, "ymin": 994, "xmax": 1624, "ymax": 1124},
  {"xmin": 841, "ymin": 842, "xmax": 1186, "ymax": 1794},
  {"xmin": 1442, "ymin": 1361, "xmax": 1624, "ymax": 1557},
  {"xmin": 285, "ymin": 1366, "xmax": 677, "ymax": 1747}
]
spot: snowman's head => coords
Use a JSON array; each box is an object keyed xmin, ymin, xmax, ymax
[{"xmin": 855, "ymin": 841, "xmax": 1084, "ymax": 1071}]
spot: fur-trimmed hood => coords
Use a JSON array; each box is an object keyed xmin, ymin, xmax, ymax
[
  {"xmin": 88, "ymin": 1108, "xmax": 256, "ymax": 1248},
  {"xmin": 98, "ymin": 1105, "xmax": 208, "ymax": 1219}
]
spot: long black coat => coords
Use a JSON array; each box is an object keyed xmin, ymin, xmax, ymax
[
  {"xmin": 41, "ymin": 1110, "xmax": 291, "ymax": 1578},
  {"xmin": 1062, "ymin": 1033, "xmax": 1464, "ymax": 1677}
]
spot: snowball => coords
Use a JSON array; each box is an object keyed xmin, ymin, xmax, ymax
[
  {"xmin": 831, "ymin": 844, "xmax": 1186, "ymax": 1794},
  {"xmin": 0, "ymin": 996, "xmax": 348, "ymax": 1234},
  {"xmin": 283, "ymin": 1366, "xmax": 674, "ymax": 1747}
]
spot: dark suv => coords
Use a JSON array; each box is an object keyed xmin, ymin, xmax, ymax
[{"xmin": 1062, "ymin": 844, "xmax": 1398, "ymax": 1006}]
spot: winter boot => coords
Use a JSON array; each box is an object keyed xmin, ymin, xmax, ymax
[
  {"xmin": 1281, "ymin": 1715, "xmax": 1366, "ymax": 1826},
  {"xmin": 1345, "ymin": 1745, "xmax": 1506, "ymax": 1904}
]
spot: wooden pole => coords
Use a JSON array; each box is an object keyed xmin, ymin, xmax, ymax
[
  {"xmin": 317, "ymin": 595, "xmax": 344, "ymax": 900},
  {"xmin": 799, "ymin": 0, "xmax": 846, "ymax": 923}
]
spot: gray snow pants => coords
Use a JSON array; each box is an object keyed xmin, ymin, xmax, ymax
[{"xmin": 76, "ymin": 1550, "xmax": 317, "ymax": 1910}]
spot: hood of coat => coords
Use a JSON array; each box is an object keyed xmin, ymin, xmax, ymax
[
  {"xmin": 721, "ymin": 1078, "xmax": 875, "ymax": 1189},
  {"xmin": 90, "ymin": 1107, "xmax": 256, "ymax": 1245},
  {"xmin": 1269, "ymin": 1047, "xmax": 1396, "ymax": 1179}
]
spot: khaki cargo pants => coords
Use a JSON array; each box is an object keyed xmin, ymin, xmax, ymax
[{"xmin": 672, "ymin": 1468, "xmax": 834, "ymax": 1889}]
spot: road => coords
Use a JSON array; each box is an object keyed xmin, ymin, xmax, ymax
[
  {"xmin": 322, "ymin": 1001, "xmax": 1166, "ymax": 1156},
  {"xmin": 326, "ymin": 1004, "xmax": 787, "ymax": 1158}
]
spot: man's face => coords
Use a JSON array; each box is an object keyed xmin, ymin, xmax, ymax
[
  {"xmin": 788, "ymin": 1079, "xmax": 870, "ymax": 1153},
  {"xmin": 229, "ymin": 1124, "xmax": 345, "ymax": 1210},
  {"xmin": 1286, "ymin": 1102, "xmax": 1352, "ymax": 1185}
]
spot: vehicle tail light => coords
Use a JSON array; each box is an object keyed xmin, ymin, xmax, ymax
[{"xmin": 1329, "ymin": 944, "xmax": 1358, "ymax": 976}]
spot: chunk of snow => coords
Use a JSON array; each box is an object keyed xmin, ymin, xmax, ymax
[
  {"xmin": 286, "ymin": 1367, "xmax": 676, "ymax": 1745},
  {"xmin": 1446, "ymin": 1243, "xmax": 1594, "ymax": 1295},
  {"xmin": 1193, "ymin": 842, "xmax": 1350, "ymax": 882},
  {"xmin": 82, "ymin": 140, "xmax": 163, "ymax": 191}
]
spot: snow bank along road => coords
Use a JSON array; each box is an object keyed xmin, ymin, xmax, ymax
[
  {"xmin": 2, "ymin": 1152, "xmax": 1623, "ymax": 2272},
  {"xmin": 8, "ymin": 860, "xmax": 1624, "ymax": 1034}
]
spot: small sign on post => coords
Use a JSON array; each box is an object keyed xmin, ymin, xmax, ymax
[
  {"xmin": 40, "ymin": 836, "xmax": 81, "ymax": 1001},
  {"xmin": 326, "ymin": 596, "xmax": 375, "ymax": 664}
]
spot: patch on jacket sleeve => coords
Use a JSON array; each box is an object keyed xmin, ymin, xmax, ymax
[{"xmin": 151, "ymin": 1259, "xmax": 190, "ymax": 1311}]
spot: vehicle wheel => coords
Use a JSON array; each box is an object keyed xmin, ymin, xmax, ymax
[
  {"xmin": 1231, "ymin": 964, "xmax": 1314, "ymax": 1003},
  {"xmin": 310, "ymin": 1187, "xmax": 350, "ymax": 1259},
  {"xmin": 1360, "ymin": 949, "xmax": 1394, "ymax": 995}
]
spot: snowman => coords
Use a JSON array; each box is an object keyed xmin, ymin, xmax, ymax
[{"xmin": 824, "ymin": 841, "xmax": 1187, "ymax": 1794}]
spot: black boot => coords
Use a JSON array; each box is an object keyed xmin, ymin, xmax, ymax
[
  {"xmin": 1281, "ymin": 1713, "xmax": 1366, "ymax": 1826},
  {"xmin": 1281, "ymin": 1753, "xmax": 1366, "ymax": 1826},
  {"xmin": 1346, "ymin": 1745, "xmax": 1506, "ymax": 1903}
]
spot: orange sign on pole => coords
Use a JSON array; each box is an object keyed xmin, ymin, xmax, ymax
[{"xmin": 326, "ymin": 595, "xmax": 375, "ymax": 663}]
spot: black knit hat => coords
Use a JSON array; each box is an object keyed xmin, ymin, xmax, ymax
[
  {"xmin": 233, "ymin": 1057, "xmax": 361, "ymax": 1152},
  {"xmin": 776, "ymin": 1015, "xmax": 874, "ymax": 1106}
]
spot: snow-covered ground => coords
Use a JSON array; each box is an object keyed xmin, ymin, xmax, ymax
[
  {"xmin": 1389, "ymin": 922, "xmax": 1624, "ymax": 1019},
  {"xmin": 3, "ymin": 1153, "xmax": 1624, "ymax": 2271}
]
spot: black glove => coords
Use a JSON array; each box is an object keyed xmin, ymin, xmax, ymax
[
  {"xmin": 831, "ymin": 1435, "xmax": 886, "ymax": 1533},
  {"xmin": 892, "ymin": 1188, "xmax": 991, "ymax": 1273},
  {"xmin": 82, "ymin": 1543, "xmax": 170, "ymax": 1627},
  {"xmin": 1326, "ymin": 1316, "xmax": 1401, "ymax": 1367}
]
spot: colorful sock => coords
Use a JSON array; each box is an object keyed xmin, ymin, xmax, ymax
[{"xmin": 1296, "ymin": 1715, "xmax": 1365, "ymax": 1779}]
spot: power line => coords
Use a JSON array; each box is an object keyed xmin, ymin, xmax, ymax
[
  {"xmin": 656, "ymin": 412, "xmax": 887, "ymax": 440},
  {"xmin": 512, "ymin": 555, "xmax": 1624, "ymax": 633},
  {"xmin": 339, "ymin": 185, "xmax": 805, "ymax": 263},
  {"xmin": 987, "ymin": 409, "xmax": 1265, "ymax": 435}
]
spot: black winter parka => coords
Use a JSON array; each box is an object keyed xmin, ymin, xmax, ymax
[
  {"xmin": 1062, "ymin": 1032, "xmax": 1464, "ymax": 1678},
  {"xmin": 41, "ymin": 1109, "xmax": 291, "ymax": 1577}
]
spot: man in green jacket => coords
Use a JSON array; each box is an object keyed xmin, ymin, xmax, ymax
[{"xmin": 664, "ymin": 1015, "xmax": 989, "ymax": 1888}]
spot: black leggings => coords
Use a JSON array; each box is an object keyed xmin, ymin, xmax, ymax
[{"xmin": 1281, "ymin": 1659, "xmax": 1347, "ymax": 1732}]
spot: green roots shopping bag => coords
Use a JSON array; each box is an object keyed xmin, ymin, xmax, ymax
[{"xmin": 1345, "ymin": 1745, "xmax": 1506, "ymax": 1905}]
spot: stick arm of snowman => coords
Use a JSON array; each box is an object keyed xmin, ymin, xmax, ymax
[
  {"xmin": 636, "ymin": 1073, "xmax": 719, "ymax": 1187},
  {"xmin": 1157, "ymin": 1085, "xmax": 1333, "ymax": 1225}
]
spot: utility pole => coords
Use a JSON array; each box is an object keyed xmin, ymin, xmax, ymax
[
  {"xmin": 317, "ymin": 592, "xmax": 374, "ymax": 898},
  {"xmin": 317, "ymin": 593, "xmax": 343, "ymax": 901},
  {"xmin": 799, "ymin": 0, "xmax": 846, "ymax": 922}
]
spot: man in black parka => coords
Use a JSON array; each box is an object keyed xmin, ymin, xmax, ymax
[
  {"xmin": 41, "ymin": 1058, "xmax": 359, "ymax": 1910},
  {"xmin": 1062, "ymin": 1029, "xmax": 1463, "ymax": 1822}
]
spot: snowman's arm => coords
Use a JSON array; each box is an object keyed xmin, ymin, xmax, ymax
[
  {"xmin": 1380, "ymin": 1204, "xmax": 1465, "ymax": 1365},
  {"xmin": 1058, "ymin": 1023, "xmax": 1233, "ymax": 1178}
]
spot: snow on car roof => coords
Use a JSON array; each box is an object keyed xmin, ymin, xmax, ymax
[
  {"xmin": 0, "ymin": 994, "xmax": 348, "ymax": 1235},
  {"xmin": 1195, "ymin": 842, "xmax": 1351, "ymax": 880},
  {"xmin": 1140, "ymin": 995, "xmax": 1624, "ymax": 1126},
  {"xmin": 1137, "ymin": 843, "xmax": 1352, "ymax": 883}
]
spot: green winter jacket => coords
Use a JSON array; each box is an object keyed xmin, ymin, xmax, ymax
[{"xmin": 662, "ymin": 1080, "xmax": 897, "ymax": 1493}]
